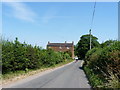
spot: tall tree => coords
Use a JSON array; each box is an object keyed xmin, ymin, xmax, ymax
[{"xmin": 75, "ymin": 34, "xmax": 100, "ymax": 59}]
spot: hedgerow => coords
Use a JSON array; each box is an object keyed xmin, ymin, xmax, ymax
[
  {"xmin": 84, "ymin": 41, "xmax": 120, "ymax": 88},
  {"xmin": 2, "ymin": 38, "xmax": 71, "ymax": 74}
]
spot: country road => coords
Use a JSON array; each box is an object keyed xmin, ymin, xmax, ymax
[{"xmin": 3, "ymin": 60, "xmax": 91, "ymax": 88}]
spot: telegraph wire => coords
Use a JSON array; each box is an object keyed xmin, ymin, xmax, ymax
[
  {"xmin": 90, "ymin": 1, "xmax": 96, "ymax": 30},
  {"xmin": 89, "ymin": 1, "xmax": 96, "ymax": 50}
]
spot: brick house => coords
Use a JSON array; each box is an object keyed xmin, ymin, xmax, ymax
[{"xmin": 47, "ymin": 41, "xmax": 74, "ymax": 59}]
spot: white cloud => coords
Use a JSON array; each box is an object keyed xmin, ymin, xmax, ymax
[
  {"xmin": 42, "ymin": 8, "xmax": 58, "ymax": 23},
  {"xmin": 4, "ymin": 2, "xmax": 37, "ymax": 22},
  {"xmin": 42, "ymin": 7, "xmax": 80, "ymax": 24}
]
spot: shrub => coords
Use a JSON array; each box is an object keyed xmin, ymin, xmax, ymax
[
  {"xmin": 84, "ymin": 41, "xmax": 120, "ymax": 88},
  {"xmin": 2, "ymin": 38, "xmax": 72, "ymax": 74}
]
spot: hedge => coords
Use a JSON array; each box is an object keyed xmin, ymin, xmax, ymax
[
  {"xmin": 2, "ymin": 38, "xmax": 71, "ymax": 74},
  {"xmin": 84, "ymin": 41, "xmax": 120, "ymax": 88}
]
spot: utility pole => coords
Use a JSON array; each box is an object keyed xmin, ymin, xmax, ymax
[{"xmin": 89, "ymin": 29, "xmax": 92, "ymax": 50}]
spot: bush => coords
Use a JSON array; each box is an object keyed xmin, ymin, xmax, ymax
[
  {"xmin": 84, "ymin": 41, "xmax": 120, "ymax": 88},
  {"xmin": 2, "ymin": 38, "xmax": 72, "ymax": 74}
]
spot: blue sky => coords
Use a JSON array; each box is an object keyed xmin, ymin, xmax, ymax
[{"xmin": 2, "ymin": 2, "xmax": 118, "ymax": 48}]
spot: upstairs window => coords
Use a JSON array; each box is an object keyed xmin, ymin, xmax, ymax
[
  {"xmin": 59, "ymin": 46, "xmax": 62, "ymax": 49},
  {"xmin": 67, "ymin": 47, "xmax": 69, "ymax": 49}
]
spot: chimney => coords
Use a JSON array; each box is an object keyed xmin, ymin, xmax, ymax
[
  {"xmin": 48, "ymin": 41, "xmax": 50, "ymax": 44},
  {"xmin": 72, "ymin": 41, "xmax": 74, "ymax": 44}
]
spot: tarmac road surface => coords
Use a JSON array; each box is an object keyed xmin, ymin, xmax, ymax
[{"xmin": 3, "ymin": 60, "xmax": 91, "ymax": 88}]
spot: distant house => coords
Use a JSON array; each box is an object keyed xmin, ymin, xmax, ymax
[{"xmin": 47, "ymin": 41, "xmax": 74, "ymax": 59}]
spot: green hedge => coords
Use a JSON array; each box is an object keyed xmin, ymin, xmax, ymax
[
  {"xmin": 2, "ymin": 38, "xmax": 71, "ymax": 74},
  {"xmin": 84, "ymin": 41, "xmax": 120, "ymax": 88}
]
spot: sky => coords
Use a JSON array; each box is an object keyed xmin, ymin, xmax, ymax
[{"xmin": 2, "ymin": 2, "xmax": 118, "ymax": 49}]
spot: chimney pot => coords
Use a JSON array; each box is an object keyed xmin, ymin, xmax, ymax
[{"xmin": 72, "ymin": 41, "xmax": 74, "ymax": 44}]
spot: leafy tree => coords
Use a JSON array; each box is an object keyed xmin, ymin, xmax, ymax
[
  {"xmin": 74, "ymin": 45, "xmax": 78, "ymax": 56},
  {"xmin": 75, "ymin": 34, "xmax": 100, "ymax": 59},
  {"xmin": 2, "ymin": 40, "xmax": 14, "ymax": 73},
  {"xmin": 101, "ymin": 40, "xmax": 116, "ymax": 48}
]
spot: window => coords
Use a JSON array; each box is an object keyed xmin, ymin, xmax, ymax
[
  {"xmin": 59, "ymin": 46, "xmax": 62, "ymax": 49},
  {"xmin": 67, "ymin": 47, "xmax": 69, "ymax": 49}
]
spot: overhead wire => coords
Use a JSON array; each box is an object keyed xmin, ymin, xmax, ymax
[
  {"xmin": 89, "ymin": 1, "xmax": 96, "ymax": 50},
  {"xmin": 90, "ymin": 2, "xmax": 96, "ymax": 30}
]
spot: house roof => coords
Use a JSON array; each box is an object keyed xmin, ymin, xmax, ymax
[{"xmin": 47, "ymin": 43, "xmax": 73, "ymax": 47}]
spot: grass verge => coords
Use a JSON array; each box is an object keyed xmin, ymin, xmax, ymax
[
  {"xmin": 2, "ymin": 59, "xmax": 74, "ymax": 85},
  {"xmin": 83, "ymin": 66, "xmax": 120, "ymax": 89},
  {"xmin": 83, "ymin": 66, "xmax": 104, "ymax": 88}
]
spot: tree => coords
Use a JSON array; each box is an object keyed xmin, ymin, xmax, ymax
[
  {"xmin": 75, "ymin": 34, "xmax": 100, "ymax": 59},
  {"xmin": 74, "ymin": 45, "xmax": 78, "ymax": 56},
  {"xmin": 101, "ymin": 40, "xmax": 116, "ymax": 48}
]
